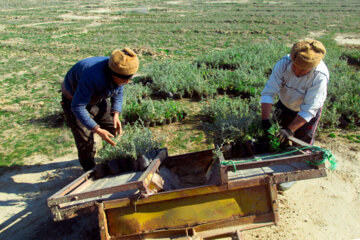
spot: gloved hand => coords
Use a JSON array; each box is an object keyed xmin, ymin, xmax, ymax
[
  {"xmin": 277, "ymin": 128, "xmax": 294, "ymax": 143},
  {"xmin": 261, "ymin": 119, "xmax": 272, "ymax": 135}
]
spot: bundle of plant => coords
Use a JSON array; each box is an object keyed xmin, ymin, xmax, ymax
[
  {"xmin": 95, "ymin": 123, "xmax": 162, "ymax": 178},
  {"xmin": 202, "ymin": 97, "xmax": 276, "ymax": 158}
]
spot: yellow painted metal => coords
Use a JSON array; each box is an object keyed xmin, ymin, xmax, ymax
[{"xmin": 105, "ymin": 185, "xmax": 271, "ymax": 237}]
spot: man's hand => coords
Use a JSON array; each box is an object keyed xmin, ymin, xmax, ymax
[
  {"xmin": 94, "ymin": 127, "xmax": 116, "ymax": 146},
  {"xmin": 277, "ymin": 128, "xmax": 294, "ymax": 143},
  {"xmin": 113, "ymin": 112, "xmax": 122, "ymax": 136}
]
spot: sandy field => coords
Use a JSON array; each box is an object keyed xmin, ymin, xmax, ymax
[{"xmin": 0, "ymin": 130, "xmax": 359, "ymax": 240}]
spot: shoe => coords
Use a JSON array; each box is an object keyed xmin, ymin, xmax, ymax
[{"xmin": 278, "ymin": 181, "xmax": 295, "ymax": 191}]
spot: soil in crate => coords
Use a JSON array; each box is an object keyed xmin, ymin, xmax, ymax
[{"xmin": 221, "ymin": 140, "xmax": 270, "ymax": 160}]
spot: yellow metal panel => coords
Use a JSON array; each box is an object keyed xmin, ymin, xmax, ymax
[{"xmin": 106, "ymin": 185, "xmax": 270, "ymax": 237}]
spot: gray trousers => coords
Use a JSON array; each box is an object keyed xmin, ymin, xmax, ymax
[{"xmin": 61, "ymin": 95, "xmax": 116, "ymax": 171}]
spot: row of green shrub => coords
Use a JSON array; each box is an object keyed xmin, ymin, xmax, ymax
[
  {"xmin": 123, "ymin": 83, "xmax": 187, "ymax": 125},
  {"xmin": 133, "ymin": 41, "xmax": 359, "ymax": 128}
]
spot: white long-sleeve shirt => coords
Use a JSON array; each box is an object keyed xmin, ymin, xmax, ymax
[{"xmin": 261, "ymin": 55, "xmax": 329, "ymax": 122}]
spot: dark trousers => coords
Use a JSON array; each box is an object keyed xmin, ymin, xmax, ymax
[
  {"xmin": 274, "ymin": 101, "xmax": 322, "ymax": 145},
  {"xmin": 61, "ymin": 95, "xmax": 116, "ymax": 171}
]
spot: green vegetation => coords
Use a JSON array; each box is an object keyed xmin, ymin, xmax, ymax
[
  {"xmin": 339, "ymin": 134, "xmax": 360, "ymax": 144},
  {"xmin": 0, "ymin": 0, "xmax": 359, "ymax": 166},
  {"xmin": 97, "ymin": 124, "xmax": 162, "ymax": 163},
  {"xmin": 202, "ymin": 96, "xmax": 262, "ymax": 146}
]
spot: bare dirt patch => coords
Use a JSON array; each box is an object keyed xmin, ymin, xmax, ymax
[
  {"xmin": 1, "ymin": 38, "xmax": 26, "ymax": 47},
  {"xmin": 206, "ymin": 0, "xmax": 249, "ymax": 3},
  {"xmin": 165, "ymin": 1, "xmax": 184, "ymax": 4},
  {"xmin": 87, "ymin": 8, "xmax": 112, "ymax": 13},
  {"xmin": 59, "ymin": 14, "xmax": 102, "ymax": 20},
  {"xmin": 0, "ymin": 70, "xmax": 28, "ymax": 82},
  {"xmin": 334, "ymin": 34, "xmax": 360, "ymax": 46},
  {"xmin": 308, "ymin": 30, "xmax": 326, "ymax": 39}
]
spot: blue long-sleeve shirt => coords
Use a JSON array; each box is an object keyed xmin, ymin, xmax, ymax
[{"xmin": 63, "ymin": 57, "xmax": 124, "ymax": 130}]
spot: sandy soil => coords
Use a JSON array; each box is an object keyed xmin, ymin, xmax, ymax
[{"xmin": 0, "ymin": 131, "xmax": 359, "ymax": 240}]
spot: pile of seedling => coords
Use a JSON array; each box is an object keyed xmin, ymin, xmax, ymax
[{"xmin": 95, "ymin": 123, "xmax": 162, "ymax": 178}]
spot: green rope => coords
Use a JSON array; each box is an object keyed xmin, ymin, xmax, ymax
[{"xmin": 221, "ymin": 146, "xmax": 337, "ymax": 172}]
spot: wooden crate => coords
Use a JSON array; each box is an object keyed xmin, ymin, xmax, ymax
[{"xmin": 47, "ymin": 143, "xmax": 327, "ymax": 239}]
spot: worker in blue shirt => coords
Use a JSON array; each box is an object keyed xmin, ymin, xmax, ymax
[{"xmin": 61, "ymin": 48, "xmax": 139, "ymax": 171}]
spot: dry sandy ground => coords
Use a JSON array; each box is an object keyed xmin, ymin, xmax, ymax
[{"xmin": 0, "ymin": 131, "xmax": 359, "ymax": 240}]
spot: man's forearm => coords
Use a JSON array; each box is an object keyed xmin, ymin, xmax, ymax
[
  {"xmin": 287, "ymin": 115, "xmax": 307, "ymax": 133},
  {"xmin": 261, "ymin": 103, "xmax": 273, "ymax": 120}
]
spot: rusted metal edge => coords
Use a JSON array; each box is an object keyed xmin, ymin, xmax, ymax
[
  {"xmin": 267, "ymin": 177, "xmax": 279, "ymax": 225},
  {"xmin": 224, "ymin": 151, "xmax": 324, "ymax": 171},
  {"xmin": 192, "ymin": 213, "xmax": 275, "ymax": 234},
  {"xmin": 47, "ymin": 170, "xmax": 93, "ymax": 206},
  {"xmin": 195, "ymin": 228, "xmax": 244, "ymax": 240}
]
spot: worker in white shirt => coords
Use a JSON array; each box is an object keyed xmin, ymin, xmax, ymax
[
  {"xmin": 260, "ymin": 39, "xmax": 329, "ymax": 191},
  {"xmin": 261, "ymin": 39, "xmax": 329, "ymax": 145}
]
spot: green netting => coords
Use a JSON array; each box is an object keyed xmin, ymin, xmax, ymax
[{"xmin": 220, "ymin": 146, "xmax": 337, "ymax": 172}]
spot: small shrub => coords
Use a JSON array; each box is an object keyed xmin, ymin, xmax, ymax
[
  {"xmin": 202, "ymin": 96, "xmax": 262, "ymax": 146},
  {"xmin": 97, "ymin": 123, "xmax": 162, "ymax": 163}
]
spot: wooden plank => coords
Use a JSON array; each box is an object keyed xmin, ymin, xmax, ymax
[
  {"xmin": 227, "ymin": 176, "xmax": 267, "ymax": 190},
  {"xmin": 261, "ymin": 166, "xmax": 274, "ymax": 175},
  {"xmin": 47, "ymin": 170, "xmax": 93, "ymax": 206},
  {"xmin": 78, "ymin": 172, "xmax": 142, "ymax": 193},
  {"xmin": 47, "ymin": 179, "xmax": 144, "ymax": 206},
  {"xmin": 48, "ymin": 149, "xmax": 168, "ymax": 207},
  {"xmin": 97, "ymin": 203, "xmax": 110, "ymax": 240},
  {"xmin": 138, "ymin": 148, "xmax": 168, "ymax": 182},
  {"xmin": 238, "ymin": 168, "xmax": 265, "ymax": 178},
  {"xmin": 224, "ymin": 152, "xmax": 323, "ymax": 172},
  {"xmin": 274, "ymin": 168, "xmax": 327, "ymax": 184}
]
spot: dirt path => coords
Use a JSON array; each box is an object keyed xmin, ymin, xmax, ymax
[{"xmin": 0, "ymin": 132, "xmax": 359, "ymax": 240}]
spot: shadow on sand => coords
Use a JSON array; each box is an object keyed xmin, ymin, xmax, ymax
[{"xmin": 0, "ymin": 159, "xmax": 100, "ymax": 240}]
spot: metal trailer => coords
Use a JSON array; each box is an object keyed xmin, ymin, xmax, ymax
[{"xmin": 47, "ymin": 141, "xmax": 327, "ymax": 240}]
